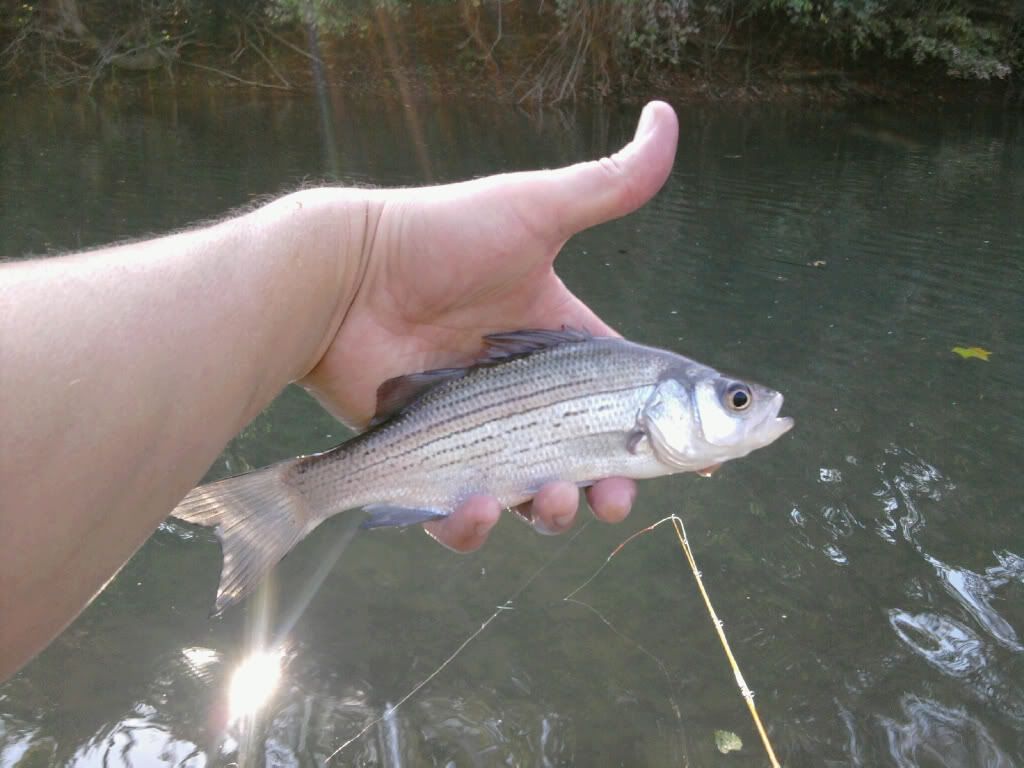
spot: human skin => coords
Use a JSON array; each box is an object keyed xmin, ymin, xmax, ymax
[{"xmin": 0, "ymin": 101, "xmax": 680, "ymax": 680}]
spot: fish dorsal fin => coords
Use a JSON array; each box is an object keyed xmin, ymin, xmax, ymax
[
  {"xmin": 370, "ymin": 367, "xmax": 468, "ymax": 427},
  {"xmin": 369, "ymin": 328, "xmax": 592, "ymax": 427},
  {"xmin": 482, "ymin": 326, "xmax": 592, "ymax": 362}
]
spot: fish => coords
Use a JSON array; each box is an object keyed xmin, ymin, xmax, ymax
[{"xmin": 172, "ymin": 329, "xmax": 793, "ymax": 612}]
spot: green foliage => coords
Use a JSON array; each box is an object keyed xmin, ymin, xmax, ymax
[
  {"xmin": 1, "ymin": 0, "xmax": 1019, "ymax": 93},
  {"xmin": 602, "ymin": 0, "xmax": 699, "ymax": 67},
  {"xmin": 764, "ymin": 0, "xmax": 1018, "ymax": 79},
  {"xmin": 522, "ymin": 0, "xmax": 1017, "ymax": 102}
]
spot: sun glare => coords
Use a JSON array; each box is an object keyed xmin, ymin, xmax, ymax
[{"xmin": 227, "ymin": 648, "xmax": 284, "ymax": 723}]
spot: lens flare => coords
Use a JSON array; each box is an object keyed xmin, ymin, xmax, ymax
[{"xmin": 227, "ymin": 648, "xmax": 283, "ymax": 723}]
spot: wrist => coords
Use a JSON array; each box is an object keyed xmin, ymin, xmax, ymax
[{"xmin": 248, "ymin": 187, "xmax": 377, "ymax": 385}]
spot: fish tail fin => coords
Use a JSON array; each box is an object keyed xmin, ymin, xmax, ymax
[{"xmin": 172, "ymin": 461, "xmax": 314, "ymax": 614}]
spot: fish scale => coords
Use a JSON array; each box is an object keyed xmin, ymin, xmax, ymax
[
  {"xmin": 172, "ymin": 329, "xmax": 792, "ymax": 613},
  {"xmin": 293, "ymin": 342, "xmax": 667, "ymax": 513}
]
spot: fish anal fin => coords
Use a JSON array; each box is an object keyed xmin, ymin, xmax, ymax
[
  {"xmin": 361, "ymin": 504, "xmax": 448, "ymax": 529},
  {"xmin": 371, "ymin": 368, "xmax": 468, "ymax": 427}
]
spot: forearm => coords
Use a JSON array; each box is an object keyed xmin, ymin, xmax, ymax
[{"xmin": 0, "ymin": 188, "xmax": 368, "ymax": 677}]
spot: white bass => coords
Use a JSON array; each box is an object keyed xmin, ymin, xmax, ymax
[{"xmin": 173, "ymin": 329, "xmax": 793, "ymax": 612}]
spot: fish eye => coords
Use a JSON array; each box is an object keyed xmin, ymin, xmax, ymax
[{"xmin": 724, "ymin": 382, "xmax": 752, "ymax": 412}]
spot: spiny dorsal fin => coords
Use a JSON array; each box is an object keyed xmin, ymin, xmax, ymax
[
  {"xmin": 370, "ymin": 367, "xmax": 468, "ymax": 427},
  {"xmin": 482, "ymin": 326, "xmax": 592, "ymax": 362},
  {"xmin": 369, "ymin": 328, "xmax": 594, "ymax": 427}
]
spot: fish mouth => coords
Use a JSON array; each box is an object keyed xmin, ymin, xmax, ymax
[
  {"xmin": 774, "ymin": 415, "xmax": 795, "ymax": 435},
  {"xmin": 762, "ymin": 392, "xmax": 794, "ymax": 441}
]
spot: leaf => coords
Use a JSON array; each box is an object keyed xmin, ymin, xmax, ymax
[
  {"xmin": 952, "ymin": 346, "xmax": 991, "ymax": 361},
  {"xmin": 715, "ymin": 729, "xmax": 743, "ymax": 754}
]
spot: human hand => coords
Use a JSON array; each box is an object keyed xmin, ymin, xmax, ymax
[{"xmin": 301, "ymin": 101, "xmax": 679, "ymax": 551}]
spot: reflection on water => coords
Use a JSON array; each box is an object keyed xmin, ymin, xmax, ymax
[
  {"xmin": 181, "ymin": 646, "xmax": 222, "ymax": 688},
  {"xmin": 877, "ymin": 695, "xmax": 1014, "ymax": 768},
  {"xmin": 929, "ymin": 559, "xmax": 1023, "ymax": 653},
  {"xmin": 890, "ymin": 611, "xmax": 988, "ymax": 680},
  {"xmin": 69, "ymin": 711, "xmax": 205, "ymax": 768},
  {"xmin": 1, "ymin": 93, "xmax": 1022, "ymax": 766},
  {"xmin": 228, "ymin": 649, "xmax": 284, "ymax": 724}
]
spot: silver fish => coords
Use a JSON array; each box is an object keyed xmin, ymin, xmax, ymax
[{"xmin": 173, "ymin": 329, "xmax": 792, "ymax": 612}]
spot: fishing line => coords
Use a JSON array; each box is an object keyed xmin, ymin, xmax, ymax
[
  {"xmin": 325, "ymin": 601, "xmax": 513, "ymax": 761},
  {"xmin": 326, "ymin": 513, "xmax": 782, "ymax": 767},
  {"xmin": 561, "ymin": 517, "xmax": 685, "ymax": 728},
  {"xmin": 324, "ymin": 520, "xmax": 594, "ymax": 762},
  {"xmin": 671, "ymin": 515, "xmax": 781, "ymax": 768},
  {"xmin": 561, "ymin": 597, "xmax": 683, "ymax": 726},
  {"xmin": 570, "ymin": 514, "xmax": 781, "ymax": 768}
]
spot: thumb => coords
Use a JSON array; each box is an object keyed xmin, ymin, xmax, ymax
[{"xmin": 542, "ymin": 100, "xmax": 679, "ymax": 239}]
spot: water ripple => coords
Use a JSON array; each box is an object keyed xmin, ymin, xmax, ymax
[
  {"xmin": 872, "ymin": 446, "xmax": 951, "ymax": 547},
  {"xmin": 889, "ymin": 609, "xmax": 1024, "ymax": 726},
  {"xmin": 926, "ymin": 559, "xmax": 1024, "ymax": 652},
  {"xmin": 876, "ymin": 695, "xmax": 1014, "ymax": 768},
  {"xmin": 889, "ymin": 610, "xmax": 986, "ymax": 679}
]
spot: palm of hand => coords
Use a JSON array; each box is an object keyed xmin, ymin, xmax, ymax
[
  {"xmin": 307, "ymin": 180, "xmax": 608, "ymax": 428},
  {"xmin": 299, "ymin": 101, "xmax": 678, "ymax": 550}
]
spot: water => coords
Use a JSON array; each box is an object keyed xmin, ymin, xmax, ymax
[{"xmin": 2, "ymin": 91, "xmax": 1022, "ymax": 767}]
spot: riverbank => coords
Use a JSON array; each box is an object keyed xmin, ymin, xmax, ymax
[{"xmin": 1, "ymin": 1, "xmax": 1018, "ymax": 108}]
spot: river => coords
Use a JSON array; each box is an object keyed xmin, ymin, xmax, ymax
[{"xmin": 1, "ymin": 91, "xmax": 1022, "ymax": 767}]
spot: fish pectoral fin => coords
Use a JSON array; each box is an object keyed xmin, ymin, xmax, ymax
[
  {"xmin": 626, "ymin": 428, "xmax": 646, "ymax": 454},
  {"xmin": 361, "ymin": 504, "xmax": 448, "ymax": 529}
]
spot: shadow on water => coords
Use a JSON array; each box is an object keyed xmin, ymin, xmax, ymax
[{"xmin": 1, "ymin": 91, "xmax": 1022, "ymax": 767}]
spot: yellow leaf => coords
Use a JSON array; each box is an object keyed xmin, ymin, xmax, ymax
[
  {"xmin": 952, "ymin": 346, "xmax": 991, "ymax": 361},
  {"xmin": 715, "ymin": 730, "xmax": 743, "ymax": 754}
]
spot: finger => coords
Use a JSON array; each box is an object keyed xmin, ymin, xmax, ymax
[
  {"xmin": 537, "ymin": 100, "xmax": 679, "ymax": 239},
  {"xmin": 585, "ymin": 478, "xmax": 636, "ymax": 524},
  {"xmin": 423, "ymin": 495, "xmax": 500, "ymax": 552},
  {"xmin": 524, "ymin": 480, "xmax": 580, "ymax": 535},
  {"xmin": 431, "ymin": 101, "xmax": 677, "ymax": 245}
]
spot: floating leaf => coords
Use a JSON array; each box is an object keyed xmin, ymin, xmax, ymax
[
  {"xmin": 715, "ymin": 729, "xmax": 743, "ymax": 754},
  {"xmin": 952, "ymin": 346, "xmax": 991, "ymax": 361}
]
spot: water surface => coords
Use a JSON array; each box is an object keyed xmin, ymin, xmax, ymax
[{"xmin": 1, "ymin": 91, "xmax": 1022, "ymax": 767}]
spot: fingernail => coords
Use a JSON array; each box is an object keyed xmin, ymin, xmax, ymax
[
  {"xmin": 532, "ymin": 517, "xmax": 560, "ymax": 536},
  {"xmin": 534, "ymin": 511, "xmax": 573, "ymax": 535}
]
